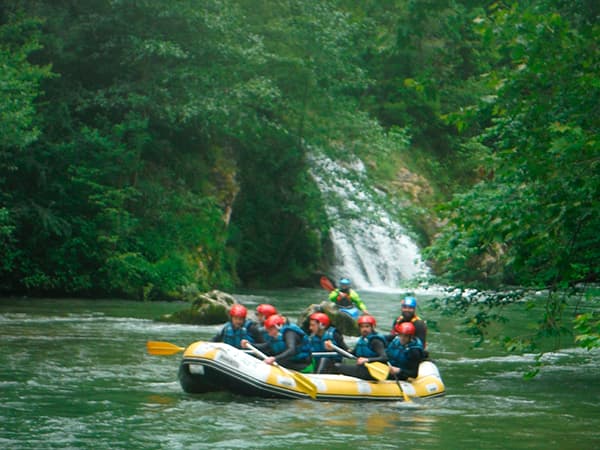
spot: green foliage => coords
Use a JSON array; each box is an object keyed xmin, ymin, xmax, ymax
[
  {"xmin": 1, "ymin": 0, "xmax": 598, "ymax": 367},
  {"xmin": 574, "ymin": 312, "xmax": 600, "ymax": 350},
  {"xmin": 423, "ymin": 1, "xmax": 600, "ymax": 356},
  {"xmin": 1, "ymin": 0, "xmax": 368, "ymax": 295},
  {"xmin": 425, "ymin": 0, "xmax": 600, "ymax": 289},
  {"xmin": 0, "ymin": 13, "xmax": 52, "ymax": 151}
]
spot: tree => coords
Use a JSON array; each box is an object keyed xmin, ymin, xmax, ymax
[
  {"xmin": 425, "ymin": 0, "xmax": 600, "ymax": 353},
  {"xmin": 0, "ymin": 11, "xmax": 52, "ymax": 289}
]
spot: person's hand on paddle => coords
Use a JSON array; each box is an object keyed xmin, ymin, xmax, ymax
[
  {"xmin": 389, "ymin": 365, "xmax": 401, "ymax": 375},
  {"xmin": 324, "ymin": 340, "xmax": 333, "ymax": 351},
  {"xmin": 240, "ymin": 339, "xmax": 249, "ymax": 349},
  {"xmin": 264, "ymin": 356, "xmax": 276, "ymax": 365},
  {"xmin": 357, "ymin": 357, "xmax": 369, "ymax": 365}
]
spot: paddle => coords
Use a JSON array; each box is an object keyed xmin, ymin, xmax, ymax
[
  {"xmin": 245, "ymin": 342, "xmax": 317, "ymax": 399},
  {"xmin": 147, "ymin": 341, "xmax": 186, "ymax": 356},
  {"xmin": 328, "ymin": 342, "xmax": 390, "ymax": 381},
  {"xmin": 146, "ymin": 341, "xmax": 338, "ymax": 358},
  {"xmin": 319, "ymin": 275, "xmax": 335, "ymax": 292},
  {"xmin": 388, "ymin": 362, "xmax": 412, "ymax": 403}
]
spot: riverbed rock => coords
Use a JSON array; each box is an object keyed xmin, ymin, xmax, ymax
[
  {"xmin": 297, "ymin": 301, "xmax": 359, "ymax": 336},
  {"xmin": 159, "ymin": 289, "xmax": 237, "ymax": 325}
]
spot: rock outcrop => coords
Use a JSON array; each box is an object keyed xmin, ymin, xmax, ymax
[
  {"xmin": 297, "ymin": 301, "xmax": 359, "ymax": 335},
  {"xmin": 159, "ymin": 289, "xmax": 237, "ymax": 324}
]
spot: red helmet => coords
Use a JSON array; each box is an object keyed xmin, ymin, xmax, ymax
[
  {"xmin": 256, "ymin": 304, "xmax": 277, "ymax": 318},
  {"xmin": 395, "ymin": 321, "xmax": 416, "ymax": 336},
  {"xmin": 229, "ymin": 304, "xmax": 247, "ymax": 318},
  {"xmin": 309, "ymin": 312, "xmax": 330, "ymax": 328},
  {"xmin": 264, "ymin": 314, "xmax": 286, "ymax": 329},
  {"xmin": 357, "ymin": 315, "xmax": 376, "ymax": 327}
]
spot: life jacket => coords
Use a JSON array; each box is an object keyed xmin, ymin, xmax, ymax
[
  {"xmin": 334, "ymin": 289, "xmax": 354, "ymax": 308},
  {"xmin": 354, "ymin": 332, "xmax": 387, "ymax": 358},
  {"xmin": 393, "ymin": 315, "xmax": 427, "ymax": 348},
  {"xmin": 222, "ymin": 319, "xmax": 255, "ymax": 348},
  {"xmin": 309, "ymin": 327, "xmax": 342, "ymax": 362},
  {"xmin": 386, "ymin": 336, "xmax": 424, "ymax": 368},
  {"xmin": 269, "ymin": 323, "xmax": 311, "ymax": 361},
  {"xmin": 394, "ymin": 314, "xmax": 423, "ymax": 326},
  {"xmin": 258, "ymin": 326, "xmax": 269, "ymax": 342}
]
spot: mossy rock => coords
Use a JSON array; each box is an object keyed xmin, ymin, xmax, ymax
[
  {"xmin": 297, "ymin": 301, "xmax": 359, "ymax": 336},
  {"xmin": 159, "ymin": 289, "xmax": 237, "ymax": 325}
]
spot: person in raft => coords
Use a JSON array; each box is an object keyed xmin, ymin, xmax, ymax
[
  {"xmin": 210, "ymin": 304, "xmax": 263, "ymax": 348},
  {"xmin": 328, "ymin": 277, "xmax": 369, "ymax": 317},
  {"xmin": 386, "ymin": 322, "xmax": 426, "ymax": 380},
  {"xmin": 326, "ymin": 314, "xmax": 387, "ymax": 380},
  {"xmin": 308, "ymin": 312, "xmax": 348, "ymax": 374},
  {"xmin": 255, "ymin": 303, "xmax": 278, "ymax": 341},
  {"xmin": 389, "ymin": 295, "xmax": 427, "ymax": 348},
  {"xmin": 241, "ymin": 314, "xmax": 313, "ymax": 373}
]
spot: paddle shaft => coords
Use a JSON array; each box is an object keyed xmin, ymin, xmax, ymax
[
  {"xmin": 329, "ymin": 342, "xmax": 390, "ymax": 381},
  {"xmin": 147, "ymin": 340, "xmax": 338, "ymax": 358},
  {"xmin": 328, "ymin": 342, "xmax": 355, "ymax": 360},
  {"xmin": 245, "ymin": 342, "xmax": 270, "ymax": 360},
  {"xmin": 388, "ymin": 362, "xmax": 412, "ymax": 403}
]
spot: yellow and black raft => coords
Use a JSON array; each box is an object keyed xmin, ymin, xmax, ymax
[{"xmin": 174, "ymin": 341, "xmax": 445, "ymax": 401}]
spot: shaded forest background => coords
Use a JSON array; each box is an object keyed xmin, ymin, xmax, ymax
[{"xmin": 1, "ymin": 0, "xmax": 598, "ymax": 346}]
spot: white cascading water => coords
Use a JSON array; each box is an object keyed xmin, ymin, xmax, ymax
[{"xmin": 310, "ymin": 152, "xmax": 428, "ymax": 290}]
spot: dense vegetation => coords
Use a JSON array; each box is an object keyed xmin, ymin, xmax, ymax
[{"xmin": 1, "ymin": 2, "xmax": 598, "ymax": 350}]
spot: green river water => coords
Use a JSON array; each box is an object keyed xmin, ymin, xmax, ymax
[{"xmin": 1, "ymin": 288, "xmax": 598, "ymax": 449}]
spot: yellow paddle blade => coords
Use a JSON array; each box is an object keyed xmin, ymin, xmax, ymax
[
  {"xmin": 146, "ymin": 341, "xmax": 185, "ymax": 356},
  {"xmin": 290, "ymin": 371, "xmax": 317, "ymax": 399},
  {"xmin": 365, "ymin": 361, "xmax": 390, "ymax": 381},
  {"xmin": 246, "ymin": 342, "xmax": 317, "ymax": 399}
]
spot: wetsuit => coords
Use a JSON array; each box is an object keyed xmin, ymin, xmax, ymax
[
  {"xmin": 334, "ymin": 332, "xmax": 387, "ymax": 380},
  {"xmin": 386, "ymin": 336, "xmax": 425, "ymax": 380}
]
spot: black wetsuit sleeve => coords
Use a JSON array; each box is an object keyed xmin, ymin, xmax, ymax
[
  {"xmin": 252, "ymin": 340, "xmax": 271, "ymax": 353},
  {"xmin": 274, "ymin": 330, "xmax": 298, "ymax": 362},
  {"xmin": 402, "ymin": 347, "xmax": 423, "ymax": 379},
  {"xmin": 366, "ymin": 338, "xmax": 388, "ymax": 363},
  {"xmin": 334, "ymin": 330, "xmax": 349, "ymax": 351},
  {"xmin": 210, "ymin": 328, "xmax": 224, "ymax": 343},
  {"xmin": 415, "ymin": 321, "xmax": 427, "ymax": 346}
]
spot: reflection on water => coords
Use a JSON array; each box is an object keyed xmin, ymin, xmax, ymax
[{"xmin": 1, "ymin": 296, "xmax": 599, "ymax": 450}]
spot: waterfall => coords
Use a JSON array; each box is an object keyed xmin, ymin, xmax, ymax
[{"xmin": 310, "ymin": 153, "xmax": 428, "ymax": 290}]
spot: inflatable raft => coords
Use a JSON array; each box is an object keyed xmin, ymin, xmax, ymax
[{"xmin": 178, "ymin": 341, "xmax": 445, "ymax": 401}]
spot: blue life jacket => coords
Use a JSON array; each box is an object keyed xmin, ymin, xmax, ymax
[
  {"xmin": 354, "ymin": 332, "xmax": 387, "ymax": 358},
  {"xmin": 386, "ymin": 336, "xmax": 424, "ymax": 369},
  {"xmin": 269, "ymin": 323, "xmax": 311, "ymax": 361},
  {"xmin": 309, "ymin": 327, "xmax": 342, "ymax": 362},
  {"xmin": 222, "ymin": 319, "xmax": 255, "ymax": 348},
  {"xmin": 258, "ymin": 326, "xmax": 269, "ymax": 342}
]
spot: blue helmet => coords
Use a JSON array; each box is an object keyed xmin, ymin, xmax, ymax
[
  {"xmin": 339, "ymin": 278, "xmax": 351, "ymax": 288},
  {"xmin": 401, "ymin": 296, "xmax": 417, "ymax": 308}
]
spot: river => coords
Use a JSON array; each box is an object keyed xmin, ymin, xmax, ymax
[{"xmin": 1, "ymin": 289, "xmax": 598, "ymax": 449}]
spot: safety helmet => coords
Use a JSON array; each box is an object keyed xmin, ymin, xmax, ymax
[
  {"xmin": 229, "ymin": 304, "xmax": 248, "ymax": 318},
  {"xmin": 395, "ymin": 321, "xmax": 416, "ymax": 336},
  {"xmin": 401, "ymin": 296, "xmax": 417, "ymax": 308},
  {"xmin": 357, "ymin": 315, "xmax": 376, "ymax": 327},
  {"xmin": 256, "ymin": 304, "xmax": 277, "ymax": 318},
  {"xmin": 339, "ymin": 278, "xmax": 351, "ymax": 288},
  {"xmin": 309, "ymin": 312, "xmax": 330, "ymax": 328},
  {"xmin": 264, "ymin": 314, "xmax": 286, "ymax": 329}
]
